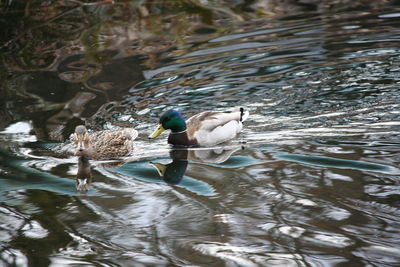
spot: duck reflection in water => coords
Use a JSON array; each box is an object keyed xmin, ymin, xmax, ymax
[
  {"xmin": 76, "ymin": 153, "xmax": 92, "ymax": 192},
  {"xmin": 151, "ymin": 146, "xmax": 242, "ymax": 185}
]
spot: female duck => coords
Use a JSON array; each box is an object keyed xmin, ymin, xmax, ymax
[
  {"xmin": 74, "ymin": 125, "xmax": 138, "ymax": 160},
  {"xmin": 148, "ymin": 108, "xmax": 249, "ymax": 147}
]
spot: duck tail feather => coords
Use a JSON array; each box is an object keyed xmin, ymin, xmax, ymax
[{"xmin": 239, "ymin": 107, "xmax": 249, "ymax": 122}]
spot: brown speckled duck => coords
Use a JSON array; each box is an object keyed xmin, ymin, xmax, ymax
[
  {"xmin": 148, "ymin": 108, "xmax": 249, "ymax": 147},
  {"xmin": 74, "ymin": 125, "xmax": 138, "ymax": 160}
]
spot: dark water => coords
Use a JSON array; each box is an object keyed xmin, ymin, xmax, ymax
[{"xmin": 1, "ymin": 1, "xmax": 400, "ymax": 266}]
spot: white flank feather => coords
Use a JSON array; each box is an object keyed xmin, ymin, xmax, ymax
[
  {"xmin": 192, "ymin": 112, "xmax": 238, "ymax": 131},
  {"xmin": 241, "ymin": 110, "xmax": 249, "ymax": 122},
  {"xmin": 195, "ymin": 120, "xmax": 243, "ymax": 146},
  {"xmin": 186, "ymin": 107, "xmax": 248, "ymax": 146}
]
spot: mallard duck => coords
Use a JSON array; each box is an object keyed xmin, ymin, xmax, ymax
[
  {"xmin": 74, "ymin": 125, "xmax": 138, "ymax": 160},
  {"xmin": 148, "ymin": 108, "xmax": 249, "ymax": 147}
]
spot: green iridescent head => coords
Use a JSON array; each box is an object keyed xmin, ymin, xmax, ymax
[{"xmin": 149, "ymin": 109, "xmax": 187, "ymax": 138}]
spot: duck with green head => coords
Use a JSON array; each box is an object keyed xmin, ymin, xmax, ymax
[{"xmin": 148, "ymin": 107, "xmax": 249, "ymax": 147}]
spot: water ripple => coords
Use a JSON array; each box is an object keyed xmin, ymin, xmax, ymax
[
  {"xmin": 274, "ymin": 153, "xmax": 397, "ymax": 173},
  {"xmin": 1, "ymin": 4, "xmax": 400, "ymax": 267}
]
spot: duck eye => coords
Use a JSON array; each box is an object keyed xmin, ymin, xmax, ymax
[{"xmin": 164, "ymin": 116, "xmax": 171, "ymax": 122}]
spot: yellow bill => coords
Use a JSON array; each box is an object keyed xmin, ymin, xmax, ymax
[
  {"xmin": 148, "ymin": 124, "xmax": 165, "ymax": 139},
  {"xmin": 149, "ymin": 162, "xmax": 167, "ymax": 177}
]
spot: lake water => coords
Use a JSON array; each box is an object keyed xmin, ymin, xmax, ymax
[{"xmin": 1, "ymin": 1, "xmax": 400, "ymax": 266}]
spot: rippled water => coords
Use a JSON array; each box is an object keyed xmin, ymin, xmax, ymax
[{"xmin": 1, "ymin": 1, "xmax": 400, "ymax": 266}]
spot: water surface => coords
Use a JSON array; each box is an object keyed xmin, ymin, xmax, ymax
[{"xmin": 1, "ymin": 1, "xmax": 400, "ymax": 266}]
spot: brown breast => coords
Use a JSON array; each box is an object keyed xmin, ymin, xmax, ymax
[{"xmin": 168, "ymin": 131, "xmax": 198, "ymax": 147}]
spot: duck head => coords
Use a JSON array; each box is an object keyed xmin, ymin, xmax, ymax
[
  {"xmin": 149, "ymin": 109, "xmax": 187, "ymax": 138},
  {"xmin": 74, "ymin": 125, "xmax": 90, "ymax": 154}
]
